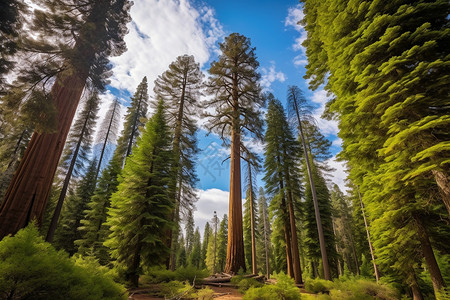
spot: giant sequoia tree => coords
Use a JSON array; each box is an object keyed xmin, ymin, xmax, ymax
[
  {"xmin": 153, "ymin": 55, "xmax": 202, "ymax": 270},
  {"xmin": 302, "ymin": 0, "xmax": 449, "ymax": 295},
  {"xmin": 0, "ymin": 0, "xmax": 131, "ymax": 238},
  {"xmin": 204, "ymin": 33, "xmax": 264, "ymax": 273}
]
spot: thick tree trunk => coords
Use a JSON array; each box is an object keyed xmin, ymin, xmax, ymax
[
  {"xmin": 247, "ymin": 161, "xmax": 257, "ymax": 275},
  {"xmin": 224, "ymin": 128, "xmax": 246, "ymax": 274},
  {"xmin": 414, "ymin": 214, "xmax": 446, "ymax": 294},
  {"xmin": 0, "ymin": 71, "xmax": 88, "ymax": 239},
  {"xmin": 46, "ymin": 107, "xmax": 92, "ymax": 242},
  {"xmin": 432, "ymin": 170, "xmax": 450, "ymax": 216},
  {"xmin": 410, "ymin": 270, "xmax": 424, "ymax": 300}
]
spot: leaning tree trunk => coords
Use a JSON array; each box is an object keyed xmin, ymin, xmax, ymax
[
  {"xmin": 0, "ymin": 69, "xmax": 89, "ymax": 239},
  {"xmin": 292, "ymin": 96, "xmax": 331, "ymax": 280},
  {"xmin": 357, "ymin": 186, "xmax": 380, "ymax": 282},
  {"xmin": 414, "ymin": 213, "xmax": 446, "ymax": 295},
  {"xmin": 46, "ymin": 107, "xmax": 92, "ymax": 242}
]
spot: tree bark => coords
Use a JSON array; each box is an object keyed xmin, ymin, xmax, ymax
[
  {"xmin": 0, "ymin": 71, "xmax": 88, "ymax": 239},
  {"xmin": 224, "ymin": 128, "xmax": 246, "ymax": 273},
  {"xmin": 410, "ymin": 269, "xmax": 424, "ymax": 300},
  {"xmin": 46, "ymin": 105, "xmax": 92, "ymax": 242},
  {"xmin": 432, "ymin": 170, "xmax": 450, "ymax": 216},
  {"xmin": 414, "ymin": 214, "xmax": 446, "ymax": 295}
]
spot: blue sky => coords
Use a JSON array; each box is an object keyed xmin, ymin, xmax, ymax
[{"xmin": 101, "ymin": 0, "xmax": 346, "ymax": 231}]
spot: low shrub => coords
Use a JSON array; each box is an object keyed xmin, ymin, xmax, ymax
[
  {"xmin": 304, "ymin": 278, "xmax": 333, "ymax": 294},
  {"xmin": 159, "ymin": 280, "xmax": 196, "ymax": 299},
  {"xmin": 243, "ymin": 273, "xmax": 300, "ymax": 300},
  {"xmin": 332, "ymin": 279, "xmax": 399, "ymax": 300},
  {"xmin": 237, "ymin": 278, "xmax": 263, "ymax": 293},
  {"xmin": 142, "ymin": 265, "xmax": 209, "ymax": 284},
  {"xmin": 0, "ymin": 225, "xmax": 126, "ymax": 300},
  {"xmin": 196, "ymin": 287, "xmax": 215, "ymax": 300}
]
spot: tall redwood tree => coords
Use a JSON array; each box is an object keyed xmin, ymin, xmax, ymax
[
  {"xmin": 204, "ymin": 33, "xmax": 264, "ymax": 273},
  {"xmin": 0, "ymin": 0, "xmax": 131, "ymax": 239}
]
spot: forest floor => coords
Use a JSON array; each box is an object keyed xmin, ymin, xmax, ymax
[{"xmin": 128, "ymin": 285, "xmax": 243, "ymax": 299}]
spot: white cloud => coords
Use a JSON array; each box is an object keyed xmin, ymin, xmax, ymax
[
  {"xmin": 109, "ymin": 0, "xmax": 224, "ymax": 96},
  {"xmin": 293, "ymin": 55, "xmax": 308, "ymax": 66},
  {"xmin": 260, "ymin": 62, "xmax": 286, "ymax": 91},
  {"xmin": 193, "ymin": 188, "xmax": 229, "ymax": 234},
  {"xmin": 309, "ymin": 88, "xmax": 339, "ymax": 136},
  {"xmin": 285, "ymin": 4, "xmax": 307, "ymax": 62},
  {"xmin": 325, "ymin": 156, "xmax": 349, "ymax": 195}
]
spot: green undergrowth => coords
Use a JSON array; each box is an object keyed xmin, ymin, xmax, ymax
[
  {"xmin": 141, "ymin": 265, "xmax": 209, "ymax": 285},
  {"xmin": 0, "ymin": 225, "xmax": 127, "ymax": 300},
  {"xmin": 158, "ymin": 280, "xmax": 214, "ymax": 299},
  {"xmin": 242, "ymin": 273, "xmax": 301, "ymax": 300},
  {"xmin": 303, "ymin": 277, "xmax": 399, "ymax": 300}
]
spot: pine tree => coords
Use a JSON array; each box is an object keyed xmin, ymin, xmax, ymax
[
  {"xmin": 76, "ymin": 79, "xmax": 148, "ymax": 262},
  {"xmin": 217, "ymin": 214, "xmax": 228, "ymax": 273},
  {"xmin": 257, "ymin": 187, "xmax": 272, "ymax": 278},
  {"xmin": 154, "ymin": 54, "xmax": 202, "ymax": 270},
  {"xmin": 104, "ymin": 99, "xmax": 173, "ymax": 287},
  {"xmin": 46, "ymin": 91, "xmax": 100, "ymax": 242},
  {"xmin": 114, "ymin": 77, "xmax": 149, "ymax": 164},
  {"xmin": 287, "ymin": 85, "xmax": 331, "ymax": 280},
  {"xmin": 190, "ymin": 227, "xmax": 202, "ymax": 268},
  {"xmin": 302, "ymin": 0, "xmax": 449, "ymax": 295},
  {"xmin": 263, "ymin": 95, "xmax": 303, "ymax": 283},
  {"xmin": 177, "ymin": 233, "xmax": 187, "ymax": 268},
  {"xmin": 94, "ymin": 98, "xmax": 121, "ymax": 181},
  {"xmin": 0, "ymin": 0, "xmax": 131, "ymax": 238},
  {"xmin": 53, "ymin": 158, "xmax": 98, "ymax": 255},
  {"xmin": 202, "ymin": 222, "xmax": 212, "ymax": 269},
  {"xmin": 204, "ymin": 33, "xmax": 264, "ymax": 274},
  {"xmin": 185, "ymin": 210, "xmax": 195, "ymax": 257}
]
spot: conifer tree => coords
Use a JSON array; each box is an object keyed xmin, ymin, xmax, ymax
[
  {"xmin": 114, "ymin": 77, "xmax": 149, "ymax": 164},
  {"xmin": 217, "ymin": 214, "xmax": 228, "ymax": 272},
  {"xmin": 94, "ymin": 98, "xmax": 121, "ymax": 181},
  {"xmin": 104, "ymin": 99, "xmax": 173, "ymax": 287},
  {"xmin": 46, "ymin": 92, "xmax": 100, "ymax": 242},
  {"xmin": 287, "ymin": 85, "xmax": 331, "ymax": 280},
  {"xmin": 190, "ymin": 227, "xmax": 202, "ymax": 268},
  {"xmin": 177, "ymin": 233, "xmax": 187, "ymax": 268},
  {"xmin": 54, "ymin": 158, "xmax": 98, "ymax": 255},
  {"xmin": 257, "ymin": 187, "xmax": 272, "ymax": 278},
  {"xmin": 185, "ymin": 210, "xmax": 195, "ymax": 257},
  {"xmin": 243, "ymin": 154, "xmax": 259, "ymax": 274},
  {"xmin": 154, "ymin": 55, "xmax": 202, "ymax": 269},
  {"xmin": 0, "ymin": 0, "xmax": 131, "ymax": 238},
  {"xmin": 302, "ymin": 0, "xmax": 449, "ymax": 294},
  {"xmin": 76, "ymin": 80, "xmax": 148, "ymax": 262},
  {"xmin": 204, "ymin": 33, "xmax": 264, "ymax": 273},
  {"xmin": 202, "ymin": 222, "xmax": 212, "ymax": 269},
  {"xmin": 263, "ymin": 96, "xmax": 303, "ymax": 283}
]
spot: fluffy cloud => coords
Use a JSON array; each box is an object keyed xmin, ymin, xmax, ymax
[
  {"xmin": 260, "ymin": 62, "xmax": 286, "ymax": 91},
  {"xmin": 285, "ymin": 4, "xmax": 307, "ymax": 55},
  {"xmin": 109, "ymin": 0, "xmax": 224, "ymax": 98},
  {"xmin": 325, "ymin": 156, "xmax": 349, "ymax": 194},
  {"xmin": 193, "ymin": 188, "xmax": 229, "ymax": 233},
  {"xmin": 308, "ymin": 88, "xmax": 339, "ymax": 136}
]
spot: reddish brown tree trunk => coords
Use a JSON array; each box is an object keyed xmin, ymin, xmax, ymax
[
  {"xmin": 0, "ymin": 71, "xmax": 88, "ymax": 239},
  {"xmin": 414, "ymin": 214, "xmax": 446, "ymax": 295},
  {"xmin": 224, "ymin": 128, "xmax": 246, "ymax": 274}
]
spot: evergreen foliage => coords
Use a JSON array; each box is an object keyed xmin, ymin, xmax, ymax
[
  {"xmin": 0, "ymin": 225, "xmax": 126, "ymax": 300},
  {"xmin": 104, "ymin": 99, "xmax": 173, "ymax": 287},
  {"xmin": 256, "ymin": 188, "xmax": 272, "ymax": 276},
  {"xmin": 202, "ymin": 222, "xmax": 212, "ymax": 269},
  {"xmin": 54, "ymin": 158, "xmax": 99, "ymax": 255},
  {"xmin": 190, "ymin": 227, "xmax": 202, "ymax": 268},
  {"xmin": 217, "ymin": 214, "xmax": 228, "ymax": 272}
]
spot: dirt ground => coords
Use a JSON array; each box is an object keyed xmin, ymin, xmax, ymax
[{"xmin": 128, "ymin": 285, "xmax": 243, "ymax": 299}]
